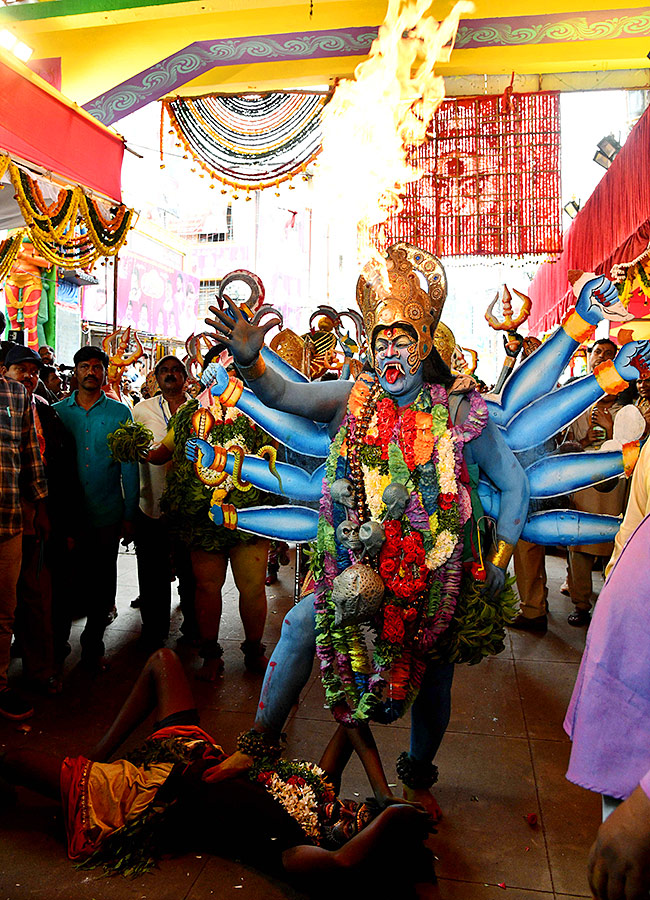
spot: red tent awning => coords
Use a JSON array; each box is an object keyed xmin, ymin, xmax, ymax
[
  {"xmin": 0, "ymin": 51, "xmax": 124, "ymax": 202},
  {"xmin": 528, "ymin": 104, "xmax": 650, "ymax": 335}
]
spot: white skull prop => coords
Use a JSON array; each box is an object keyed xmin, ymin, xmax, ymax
[
  {"xmin": 331, "ymin": 478, "xmax": 356, "ymax": 509},
  {"xmin": 382, "ymin": 482, "xmax": 411, "ymax": 520},
  {"xmin": 359, "ymin": 521, "xmax": 385, "ymax": 557},
  {"xmin": 331, "ymin": 563, "xmax": 385, "ymax": 626},
  {"xmin": 336, "ymin": 519, "xmax": 362, "ymax": 551}
]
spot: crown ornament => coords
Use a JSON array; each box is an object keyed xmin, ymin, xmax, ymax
[{"xmin": 356, "ymin": 242, "xmax": 447, "ymax": 367}]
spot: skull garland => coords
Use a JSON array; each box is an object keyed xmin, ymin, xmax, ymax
[
  {"xmin": 330, "ymin": 478, "xmax": 356, "ymax": 509},
  {"xmin": 381, "ymin": 483, "xmax": 410, "ymax": 521},
  {"xmin": 331, "ymin": 564, "xmax": 385, "ymax": 626},
  {"xmin": 336, "ymin": 519, "xmax": 363, "ymax": 551},
  {"xmin": 359, "ymin": 521, "xmax": 386, "ymax": 557}
]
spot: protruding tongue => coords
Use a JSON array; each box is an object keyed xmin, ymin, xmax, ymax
[{"xmin": 385, "ymin": 365, "xmax": 400, "ymax": 385}]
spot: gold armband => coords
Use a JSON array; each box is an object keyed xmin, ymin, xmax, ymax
[
  {"xmin": 222, "ymin": 503, "xmax": 238, "ymax": 530},
  {"xmin": 562, "ymin": 310, "xmax": 594, "ymax": 344},
  {"xmin": 487, "ymin": 538, "xmax": 515, "ymax": 570},
  {"xmin": 593, "ymin": 359, "xmax": 628, "ymax": 396},
  {"xmin": 622, "ymin": 440, "xmax": 641, "ymax": 479},
  {"xmin": 238, "ymin": 355, "xmax": 266, "ymax": 382},
  {"xmin": 219, "ymin": 374, "xmax": 244, "ymax": 407}
]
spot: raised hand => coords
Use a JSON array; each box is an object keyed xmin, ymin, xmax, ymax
[
  {"xmin": 613, "ymin": 340, "xmax": 650, "ymax": 381},
  {"xmin": 185, "ymin": 437, "xmax": 215, "ymax": 468},
  {"xmin": 205, "ymin": 293, "xmax": 281, "ymax": 367},
  {"xmin": 574, "ymin": 274, "xmax": 632, "ymax": 325}
]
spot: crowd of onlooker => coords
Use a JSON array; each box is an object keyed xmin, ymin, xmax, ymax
[{"xmin": 0, "ymin": 312, "xmax": 277, "ymax": 721}]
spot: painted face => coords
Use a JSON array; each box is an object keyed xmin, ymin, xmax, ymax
[{"xmin": 373, "ymin": 326, "xmax": 423, "ymax": 399}]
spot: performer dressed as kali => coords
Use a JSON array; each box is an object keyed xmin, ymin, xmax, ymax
[{"xmin": 202, "ymin": 243, "xmax": 529, "ymax": 814}]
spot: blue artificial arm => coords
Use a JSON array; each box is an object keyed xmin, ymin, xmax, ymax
[
  {"xmin": 203, "ymin": 362, "xmax": 331, "ymax": 458},
  {"xmin": 505, "ymin": 339, "xmax": 650, "ymax": 452},
  {"xmin": 477, "ymin": 482, "xmax": 621, "ymax": 546},
  {"xmin": 210, "ymin": 503, "xmax": 319, "ymax": 542},
  {"xmin": 525, "ymin": 448, "xmax": 635, "ymax": 498},
  {"xmin": 186, "ymin": 437, "xmax": 326, "ymax": 502},
  {"xmin": 486, "ymin": 275, "xmax": 623, "ymax": 428}
]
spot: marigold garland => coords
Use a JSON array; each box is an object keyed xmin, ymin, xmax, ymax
[
  {"xmin": 3, "ymin": 156, "xmax": 135, "ymax": 269},
  {"xmin": 313, "ymin": 372, "xmax": 489, "ymax": 726}
]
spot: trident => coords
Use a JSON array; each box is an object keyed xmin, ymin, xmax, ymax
[{"xmin": 485, "ymin": 286, "xmax": 533, "ymax": 396}]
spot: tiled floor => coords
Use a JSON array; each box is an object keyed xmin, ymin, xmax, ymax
[{"xmin": 0, "ymin": 548, "xmax": 602, "ymax": 899}]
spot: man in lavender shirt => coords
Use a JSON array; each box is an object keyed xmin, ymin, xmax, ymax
[{"xmin": 564, "ymin": 512, "xmax": 650, "ymax": 899}]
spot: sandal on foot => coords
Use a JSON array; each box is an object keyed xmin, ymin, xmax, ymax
[{"xmin": 241, "ymin": 639, "xmax": 268, "ymax": 674}]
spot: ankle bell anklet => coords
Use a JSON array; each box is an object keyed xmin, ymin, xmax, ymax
[
  {"xmin": 396, "ymin": 751, "xmax": 439, "ymax": 790},
  {"xmin": 236, "ymin": 728, "xmax": 285, "ymax": 761}
]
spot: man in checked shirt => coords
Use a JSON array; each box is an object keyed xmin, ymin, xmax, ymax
[{"xmin": 0, "ymin": 314, "xmax": 49, "ymax": 720}]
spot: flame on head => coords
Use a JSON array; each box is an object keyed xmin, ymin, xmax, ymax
[{"xmin": 313, "ymin": 0, "xmax": 473, "ymax": 289}]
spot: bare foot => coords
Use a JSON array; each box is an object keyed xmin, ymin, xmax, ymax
[
  {"xmin": 403, "ymin": 786, "xmax": 443, "ymax": 823},
  {"xmin": 196, "ymin": 658, "xmax": 224, "ymax": 682},
  {"xmin": 202, "ymin": 750, "xmax": 253, "ymax": 783}
]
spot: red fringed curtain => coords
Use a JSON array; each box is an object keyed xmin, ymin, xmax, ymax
[
  {"xmin": 528, "ymin": 103, "xmax": 650, "ymax": 335},
  {"xmin": 378, "ymin": 92, "xmax": 562, "ymax": 258}
]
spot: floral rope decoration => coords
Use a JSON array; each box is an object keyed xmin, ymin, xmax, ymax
[
  {"xmin": 4, "ymin": 156, "xmax": 135, "ymax": 269},
  {"xmin": 313, "ymin": 372, "xmax": 489, "ymax": 726},
  {"xmin": 161, "ymin": 91, "xmax": 329, "ymax": 192},
  {"xmin": 0, "ymin": 231, "xmax": 25, "ymax": 283}
]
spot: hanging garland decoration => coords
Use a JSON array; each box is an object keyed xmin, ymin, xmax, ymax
[
  {"xmin": 0, "ymin": 231, "xmax": 26, "ymax": 283},
  {"xmin": 2, "ymin": 155, "xmax": 135, "ymax": 270},
  {"xmin": 161, "ymin": 91, "xmax": 329, "ymax": 192}
]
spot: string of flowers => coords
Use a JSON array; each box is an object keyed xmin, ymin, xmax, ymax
[
  {"xmin": 0, "ymin": 231, "xmax": 25, "ymax": 283},
  {"xmin": 5, "ymin": 156, "xmax": 135, "ymax": 268},
  {"xmin": 313, "ymin": 371, "xmax": 488, "ymax": 725}
]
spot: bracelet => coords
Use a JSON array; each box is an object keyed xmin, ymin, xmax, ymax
[
  {"xmin": 487, "ymin": 538, "xmax": 515, "ymax": 570},
  {"xmin": 236, "ymin": 728, "xmax": 286, "ymax": 761},
  {"xmin": 593, "ymin": 359, "xmax": 628, "ymax": 395},
  {"xmin": 622, "ymin": 440, "xmax": 640, "ymax": 478},
  {"xmin": 238, "ymin": 355, "xmax": 266, "ymax": 382},
  {"xmin": 562, "ymin": 310, "xmax": 594, "ymax": 344},
  {"xmin": 396, "ymin": 751, "xmax": 439, "ymax": 790},
  {"xmin": 219, "ymin": 374, "xmax": 244, "ymax": 407}
]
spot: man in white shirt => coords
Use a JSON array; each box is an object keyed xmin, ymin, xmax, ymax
[{"xmin": 133, "ymin": 356, "xmax": 194, "ymax": 648}]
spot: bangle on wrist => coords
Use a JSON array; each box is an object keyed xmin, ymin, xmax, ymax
[
  {"xmin": 562, "ymin": 310, "xmax": 594, "ymax": 343},
  {"xmin": 593, "ymin": 359, "xmax": 628, "ymax": 395},
  {"xmin": 238, "ymin": 355, "xmax": 266, "ymax": 382},
  {"xmin": 622, "ymin": 440, "xmax": 641, "ymax": 478},
  {"xmin": 487, "ymin": 538, "xmax": 515, "ymax": 570}
]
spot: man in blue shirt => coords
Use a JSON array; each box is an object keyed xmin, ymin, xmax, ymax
[{"xmin": 54, "ymin": 346, "xmax": 139, "ymax": 670}]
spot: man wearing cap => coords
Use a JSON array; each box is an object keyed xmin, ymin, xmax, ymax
[
  {"xmin": 3, "ymin": 346, "xmax": 80, "ymax": 691},
  {"xmin": 0, "ymin": 343, "xmax": 48, "ymax": 719},
  {"xmin": 54, "ymin": 346, "xmax": 139, "ymax": 671},
  {"xmin": 133, "ymin": 355, "xmax": 194, "ymax": 648}
]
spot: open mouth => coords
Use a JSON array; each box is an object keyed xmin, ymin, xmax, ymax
[{"xmin": 382, "ymin": 362, "xmax": 405, "ymax": 385}]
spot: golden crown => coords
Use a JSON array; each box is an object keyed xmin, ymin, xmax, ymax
[{"xmin": 356, "ymin": 243, "xmax": 447, "ymax": 366}]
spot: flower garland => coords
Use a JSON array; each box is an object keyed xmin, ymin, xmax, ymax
[
  {"xmin": 312, "ymin": 372, "xmax": 488, "ymax": 725},
  {"xmin": 6, "ymin": 157, "xmax": 135, "ymax": 268}
]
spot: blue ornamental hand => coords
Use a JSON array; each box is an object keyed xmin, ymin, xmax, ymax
[
  {"xmin": 186, "ymin": 437, "xmax": 215, "ymax": 468},
  {"xmin": 484, "ymin": 561, "xmax": 505, "ymax": 598},
  {"xmin": 613, "ymin": 340, "xmax": 650, "ymax": 381},
  {"xmin": 574, "ymin": 275, "xmax": 622, "ymax": 325},
  {"xmin": 201, "ymin": 361, "xmax": 230, "ymax": 392}
]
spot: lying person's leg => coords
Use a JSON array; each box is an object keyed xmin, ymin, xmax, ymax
[{"xmin": 2, "ymin": 649, "xmax": 196, "ymax": 801}]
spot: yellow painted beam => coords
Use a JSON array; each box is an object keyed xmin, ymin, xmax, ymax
[{"xmin": 7, "ymin": 0, "xmax": 649, "ymax": 103}]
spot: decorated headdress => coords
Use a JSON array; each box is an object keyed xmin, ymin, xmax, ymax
[{"xmin": 356, "ymin": 242, "xmax": 447, "ymax": 368}]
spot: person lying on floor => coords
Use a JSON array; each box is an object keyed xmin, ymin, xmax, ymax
[{"xmin": 0, "ymin": 649, "xmax": 434, "ymax": 894}]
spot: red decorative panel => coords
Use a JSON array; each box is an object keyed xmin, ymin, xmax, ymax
[{"xmin": 379, "ymin": 92, "xmax": 562, "ymax": 258}]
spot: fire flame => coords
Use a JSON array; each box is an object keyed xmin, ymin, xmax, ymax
[{"xmin": 313, "ymin": 0, "xmax": 473, "ymax": 292}]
